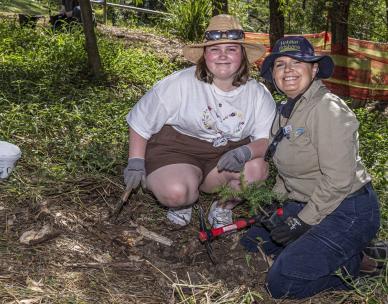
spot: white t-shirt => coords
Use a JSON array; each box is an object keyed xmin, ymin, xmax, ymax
[{"xmin": 127, "ymin": 66, "xmax": 276, "ymax": 147}]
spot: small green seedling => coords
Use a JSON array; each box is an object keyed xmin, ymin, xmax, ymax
[{"xmin": 218, "ymin": 173, "xmax": 282, "ymax": 216}]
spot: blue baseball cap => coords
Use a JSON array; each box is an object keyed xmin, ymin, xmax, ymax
[{"xmin": 260, "ymin": 36, "xmax": 334, "ymax": 83}]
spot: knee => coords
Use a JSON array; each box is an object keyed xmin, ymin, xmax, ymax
[
  {"xmin": 266, "ymin": 263, "xmax": 289, "ymax": 299},
  {"xmin": 155, "ymin": 183, "xmax": 198, "ymax": 208},
  {"xmin": 244, "ymin": 159, "xmax": 269, "ymax": 183},
  {"xmin": 266, "ymin": 256, "xmax": 311, "ymax": 299}
]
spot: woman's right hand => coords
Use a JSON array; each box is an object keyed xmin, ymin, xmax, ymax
[{"xmin": 123, "ymin": 158, "xmax": 146, "ymax": 189}]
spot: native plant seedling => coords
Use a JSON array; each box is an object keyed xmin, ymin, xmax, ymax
[{"xmin": 218, "ymin": 173, "xmax": 282, "ymax": 216}]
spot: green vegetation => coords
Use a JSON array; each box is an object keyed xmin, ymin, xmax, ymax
[
  {"xmin": 218, "ymin": 178, "xmax": 281, "ymax": 216},
  {"xmin": 162, "ymin": 0, "xmax": 212, "ymax": 41},
  {"xmin": 107, "ymin": 0, "xmax": 388, "ymax": 42},
  {"xmin": 0, "ymin": 17, "xmax": 386, "ymax": 303},
  {"xmin": 0, "ymin": 0, "xmax": 52, "ymax": 15},
  {"xmin": 0, "ymin": 13, "xmax": 386, "ymax": 231},
  {"xmin": 3, "ymin": 0, "xmax": 387, "ymax": 42},
  {"xmin": 0, "ymin": 20, "xmax": 181, "ymax": 198},
  {"xmin": 355, "ymin": 107, "xmax": 388, "ymax": 237}
]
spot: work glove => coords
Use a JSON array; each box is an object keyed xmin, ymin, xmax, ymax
[
  {"xmin": 270, "ymin": 216, "xmax": 311, "ymax": 245},
  {"xmin": 261, "ymin": 208, "xmax": 286, "ymax": 231},
  {"xmin": 123, "ymin": 158, "xmax": 146, "ymax": 189},
  {"xmin": 217, "ymin": 145, "xmax": 252, "ymax": 172}
]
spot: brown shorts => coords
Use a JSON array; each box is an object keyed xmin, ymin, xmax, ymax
[{"xmin": 145, "ymin": 125, "xmax": 250, "ymax": 178}]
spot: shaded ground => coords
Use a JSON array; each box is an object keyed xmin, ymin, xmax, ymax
[
  {"xmin": 1, "ymin": 176, "xmax": 363, "ymax": 303},
  {"xmin": 98, "ymin": 24, "xmax": 186, "ymax": 63},
  {"xmin": 0, "ymin": 176, "xmax": 271, "ymax": 303},
  {"xmin": 0, "ymin": 24, "xmax": 370, "ymax": 303}
]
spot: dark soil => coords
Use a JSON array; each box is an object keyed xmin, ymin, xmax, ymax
[
  {"xmin": 0, "ymin": 177, "xmax": 358, "ymax": 303},
  {"xmin": 0, "ymin": 24, "xmax": 363, "ymax": 304},
  {"xmin": 0, "ymin": 177, "xmax": 268, "ymax": 302}
]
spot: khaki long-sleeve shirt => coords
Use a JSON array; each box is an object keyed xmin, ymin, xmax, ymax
[{"xmin": 271, "ymin": 80, "xmax": 371, "ymax": 225}]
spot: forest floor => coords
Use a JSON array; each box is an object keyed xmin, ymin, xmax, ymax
[
  {"xmin": 0, "ymin": 23, "xmax": 378, "ymax": 304},
  {"xmin": 1, "ymin": 176, "xmax": 354, "ymax": 303}
]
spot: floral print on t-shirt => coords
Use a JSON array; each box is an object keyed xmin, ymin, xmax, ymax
[{"xmin": 201, "ymin": 102, "xmax": 245, "ymax": 147}]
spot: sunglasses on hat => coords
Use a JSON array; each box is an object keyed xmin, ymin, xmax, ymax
[{"xmin": 204, "ymin": 29, "xmax": 245, "ymax": 41}]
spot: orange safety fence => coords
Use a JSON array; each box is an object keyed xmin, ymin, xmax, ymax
[{"xmin": 245, "ymin": 32, "xmax": 388, "ymax": 101}]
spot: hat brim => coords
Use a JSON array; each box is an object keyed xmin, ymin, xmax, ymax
[
  {"xmin": 183, "ymin": 40, "xmax": 266, "ymax": 64},
  {"xmin": 260, "ymin": 52, "xmax": 334, "ymax": 83}
]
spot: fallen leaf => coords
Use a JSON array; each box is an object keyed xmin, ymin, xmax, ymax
[
  {"xmin": 26, "ymin": 277, "xmax": 44, "ymax": 293},
  {"xmin": 19, "ymin": 224, "xmax": 60, "ymax": 245}
]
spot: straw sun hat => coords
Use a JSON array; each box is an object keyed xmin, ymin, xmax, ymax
[{"xmin": 183, "ymin": 14, "xmax": 266, "ymax": 64}]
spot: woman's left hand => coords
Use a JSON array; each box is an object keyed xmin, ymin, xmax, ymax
[{"xmin": 271, "ymin": 216, "xmax": 311, "ymax": 245}]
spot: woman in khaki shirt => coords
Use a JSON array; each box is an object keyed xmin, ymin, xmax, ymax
[{"xmin": 241, "ymin": 36, "xmax": 382, "ymax": 299}]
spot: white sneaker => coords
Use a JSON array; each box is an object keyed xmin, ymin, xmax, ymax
[
  {"xmin": 207, "ymin": 201, "xmax": 233, "ymax": 228},
  {"xmin": 167, "ymin": 206, "xmax": 192, "ymax": 226}
]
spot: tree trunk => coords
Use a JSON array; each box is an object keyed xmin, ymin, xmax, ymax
[
  {"xmin": 269, "ymin": 0, "xmax": 284, "ymax": 50},
  {"xmin": 386, "ymin": 0, "xmax": 388, "ymax": 32},
  {"xmin": 310, "ymin": 0, "xmax": 328, "ymax": 34},
  {"xmin": 330, "ymin": 0, "xmax": 351, "ymax": 102},
  {"xmin": 266, "ymin": 0, "xmax": 284, "ymax": 91},
  {"xmin": 212, "ymin": 0, "xmax": 228, "ymax": 16},
  {"xmin": 79, "ymin": 0, "xmax": 104, "ymax": 78},
  {"xmin": 330, "ymin": 0, "xmax": 351, "ymax": 55}
]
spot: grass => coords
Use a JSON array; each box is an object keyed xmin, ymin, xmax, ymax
[
  {"xmin": 0, "ymin": 18, "xmax": 387, "ymax": 303},
  {"xmin": 0, "ymin": 0, "xmax": 55, "ymax": 15},
  {"xmin": 0, "ymin": 19, "xmax": 180, "ymax": 180}
]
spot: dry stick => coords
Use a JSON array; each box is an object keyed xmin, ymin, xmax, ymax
[
  {"xmin": 96, "ymin": 188, "xmax": 112, "ymax": 210},
  {"xmin": 102, "ymin": 176, "xmax": 124, "ymax": 191},
  {"xmin": 136, "ymin": 225, "xmax": 173, "ymax": 246},
  {"xmin": 0, "ymin": 283, "xmax": 21, "ymax": 303},
  {"xmin": 257, "ymin": 244, "xmax": 273, "ymax": 270},
  {"xmin": 64, "ymin": 261, "xmax": 142, "ymax": 269},
  {"xmin": 144, "ymin": 259, "xmax": 174, "ymax": 284},
  {"xmin": 257, "ymin": 205, "xmax": 269, "ymax": 218}
]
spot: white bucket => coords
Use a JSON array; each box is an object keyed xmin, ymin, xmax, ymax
[{"xmin": 0, "ymin": 141, "xmax": 22, "ymax": 180}]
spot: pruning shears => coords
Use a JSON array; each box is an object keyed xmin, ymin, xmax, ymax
[
  {"xmin": 197, "ymin": 205, "xmax": 217, "ymax": 264},
  {"xmin": 197, "ymin": 206, "xmax": 285, "ymax": 264}
]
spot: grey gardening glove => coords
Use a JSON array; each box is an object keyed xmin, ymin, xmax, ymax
[
  {"xmin": 217, "ymin": 145, "xmax": 252, "ymax": 172},
  {"xmin": 123, "ymin": 158, "xmax": 146, "ymax": 189}
]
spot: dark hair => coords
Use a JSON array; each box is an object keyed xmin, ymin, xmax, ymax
[{"xmin": 195, "ymin": 45, "xmax": 250, "ymax": 87}]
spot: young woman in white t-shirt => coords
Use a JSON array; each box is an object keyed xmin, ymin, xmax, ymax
[{"xmin": 125, "ymin": 14, "xmax": 276, "ymax": 227}]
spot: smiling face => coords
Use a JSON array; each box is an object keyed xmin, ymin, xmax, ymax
[
  {"xmin": 204, "ymin": 43, "xmax": 243, "ymax": 90},
  {"xmin": 272, "ymin": 56, "xmax": 318, "ymax": 98}
]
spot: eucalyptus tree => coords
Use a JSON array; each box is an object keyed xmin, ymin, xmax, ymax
[
  {"xmin": 269, "ymin": 0, "xmax": 284, "ymax": 48},
  {"xmin": 79, "ymin": 0, "xmax": 103, "ymax": 78},
  {"xmin": 348, "ymin": 0, "xmax": 388, "ymax": 41},
  {"xmin": 329, "ymin": 0, "xmax": 351, "ymax": 55}
]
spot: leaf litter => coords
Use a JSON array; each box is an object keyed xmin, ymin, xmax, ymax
[{"xmin": 0, "ymin": 25, "xmax": 365, "ymax": 304}]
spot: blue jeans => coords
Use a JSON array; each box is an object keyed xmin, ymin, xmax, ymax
[{"xmin": 240, "ymin": 183, "xmax": 380, "ymax": 299}]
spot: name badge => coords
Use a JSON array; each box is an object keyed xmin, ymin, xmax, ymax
[
  {"xmin": 295, "ymin": 127, "xmax": 305, "ymax": 136},
  {"xmin": 283, "ymin": 125, "xmax": 292, "ymax": 139}
]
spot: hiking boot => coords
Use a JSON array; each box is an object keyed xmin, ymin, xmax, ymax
[
  {"xmin": 207, "ymin": 201, "xmax": 233, "ymax": 228},
  {"xmin": 363, "ymin": 240, "xmax": 388, "ymax": 260},
  {"xmin": 167, "ymin": 206, "xmax": 192, "ymax": 226},
  {"xmin": 360, "ymin": 240, "xmax": 388, "ymax": 277}
]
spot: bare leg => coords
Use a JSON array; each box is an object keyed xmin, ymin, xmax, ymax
[
  {"xmin": 199, "ymin": 158, "xmax": 268, "ymax": 208},
  {"xmin": 146, "ymin": 163, "xmax": 203, "ymax": 208}
]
